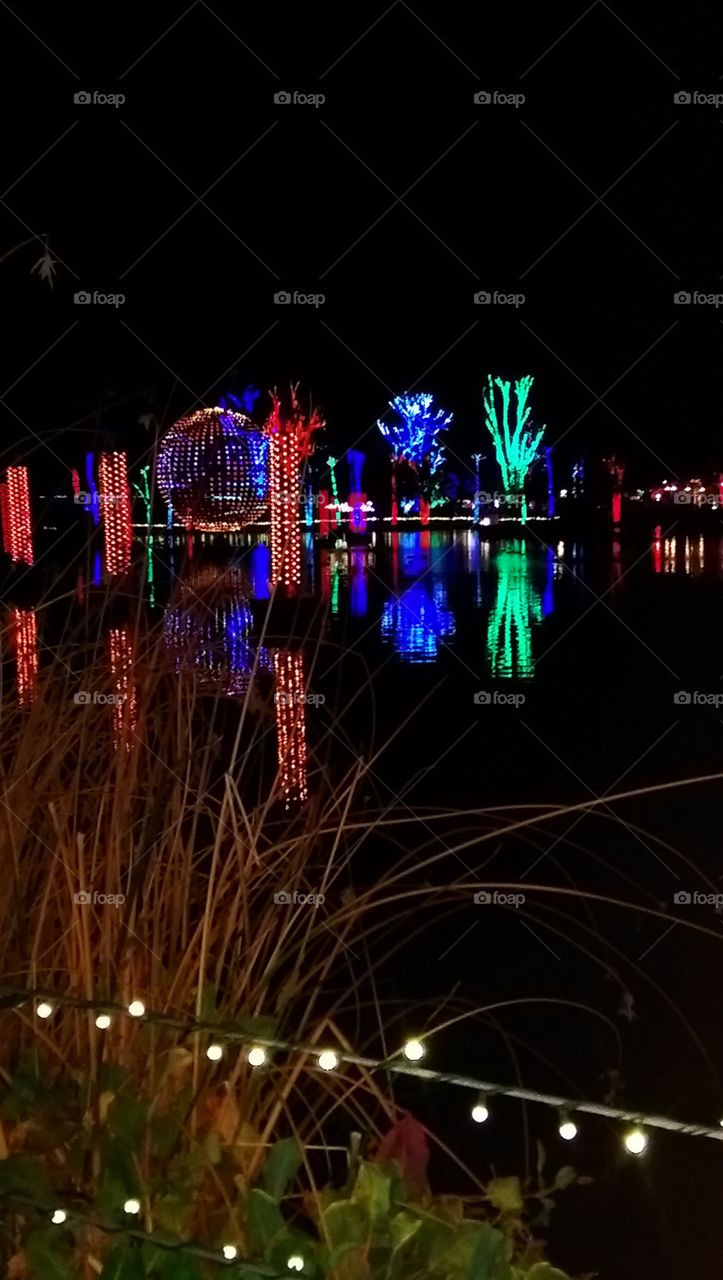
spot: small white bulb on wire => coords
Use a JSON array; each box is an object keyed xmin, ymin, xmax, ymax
[
  {"xmin": 123, "ymin": 1198, "xmax": 140, "ymax": 1215},
  {"xmin": 206, "ymin": 1043, "xmax": 224, "ymax": 1061},
  {"xmin": 558, "ymin": 1111, "xmax": 577, "ymax": 1141},
  {"xmin": 51, "ymin": 1209, "xmax": 67, "ymax": 1224},
  {"xmin": 128, "ymin": 1000, "xmax": 145, "ymax": 1018},
  {"xmin": 95, "ymin": 1013, "xmax": 112, "ymax": 1030},
  {"xmin": 318, "ymin": 1050, "xmax": 338, "ymax": 1071},
  {"xmin": 287, "ymin": 1257, "xmax": 304, "ymax": 1273},
  {"xmin": 247, "ymin": 1046, "xmax": 267, "ymax": 1067},
  {"xmin": 222, "ymin": 1245, "xmax": 238, "ymax": 1261},
  {"xmin": 36, "ymin": 1001, "xmax": 53, "ymax": 1019},
  {"xmin": 471, "ymin": 1095, "xmax": 489, "ymax": 1124},
  {"xmin": 402, "ymin": 1038, "xmax": 425, "ymax": 1062},
  {"xmin": 623, "ymin": 1126, "xmax": 648, "ymax": 1155}
]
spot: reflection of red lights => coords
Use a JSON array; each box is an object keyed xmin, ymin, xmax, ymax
[
  {"xmin": 4, "ymin": 467, "xmax": 34, "ymax": 564},
  {"xmin": 99, "ymin": 453, "xmax": 132, "ymax": 576},
  {"xmin": 13, "ymin": 608, "xmax": 38, "ymax": 706},
  {"xmin": 265, "ymin": 389, "xmax": 323, "ymax": 590},
  {"xmin": 108, "ymin": 626, "xmax": 138, "ymax": 749},
  {"xmin": 273, "ymin": 650, "xmax": 308, "ymax": 808},
  {"xmin": 612, "ymin": 492, "xmax": 622, "ymax": 524}
]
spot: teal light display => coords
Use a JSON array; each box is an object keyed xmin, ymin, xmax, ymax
[
  {"xmin": 483, "ymin": 375, "xmax": 545, "ymax": 522},
  {"xmin": 486, "ymin": 545, "xmax": 542, "ymax": 679}
]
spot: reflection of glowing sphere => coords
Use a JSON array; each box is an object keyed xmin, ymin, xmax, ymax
[
  {"xmin": 163, "ymin": 566, "xmax": 270, "ymax": 696},
  {"xmin": 157, "ymin": 407, "xmax": 268, "ymax": 531}
]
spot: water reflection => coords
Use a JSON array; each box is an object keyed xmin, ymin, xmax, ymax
[
  {"xmin": 108, "ymin": 625, "xmax": 138, "ymax": 749},
  {"xmin": 381, "ymin": 580, "xmax": 455, "ymax": 664},
  {"xmin": 163, "ymin": 566, "xmax": 270, "ymax": 696},
  {"xmin": 273, "ymin": 650, "xmax": 308, "ymax": 808},
  {"xmin": 487, "ymin": 544, "xmax": 542, "ymax": 680},
  {"xmin": 13, "ymin": 608, "xmax": 38, "ymax": 707}
]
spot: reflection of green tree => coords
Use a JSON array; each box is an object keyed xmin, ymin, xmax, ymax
[{"xmin": 487, "ymin": 546, "xmax": 542, "ymax": 679}]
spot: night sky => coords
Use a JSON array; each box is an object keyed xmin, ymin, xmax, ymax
[{"xmin": 2, "ymin": 4, "xmax": 723, "ymax": 1278}]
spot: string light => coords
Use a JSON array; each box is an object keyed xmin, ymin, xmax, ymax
[
  {"xmin": 95, "ymin": 1014, "xmax": 112, "ymax": 1030},
  {"xmin": 98, "ymin": 452, "xmax": 132, "ymax": 576},
  {"xmin": 265, "ymin": 387, "xmax": 323, "ymax": 590},
  {"xmin": 558, "ymin": 1111, "xmax": 577, "ymax": 1141},
  {"xmin": 8, "ymin": 986, "xmax": 723, "ymax": 1146},
  {"xmin": 623, "ymin": 1126, "xmax": 648, "ymax": 1155},
  {"xmin": 50, "ymin": 1209, "xmax": 67, "ymax": 1225},
  {"xmin": 403, "ymin": 1038, "xmax": 425, "ymax": 1061},
  {"xmin": 108, "ymin": 626, "xmax": 138, "ymax": 750},
  {"xmin": 207, "ymin": 1043, "xmax": 224, "ymax": 1061},
  {"xmin": 13, "ymin": 608, "xmax": 38, "ymax": 707},
  {"xmin": 287, "ymin": 1256, "xmax": 304, "ymax": 1272},
  {"xmin": 273, "ymin": 650, "xmax": 308, "ymax": 809},
  {"xmin": 123, "ymin": 1198, "xmax": 141, "ymax": 1215},
  {"xmin": 471, "ymin": 1095, "xmax": 489, "ymax": 1123},
  {"xmin": 4, "ymin": 465, "xmax": 34, "ymax": 564},
  {"xmin": 248, "ymin": 1046, "xmax": 267, "ymax": 1067},
  {"xmin": 222, "ymin": 1245, "xmax": 238, "ymax": 1261},
  {"xmin": 157, "ymin": 407, "xmax": 268, "ymax": 532}
]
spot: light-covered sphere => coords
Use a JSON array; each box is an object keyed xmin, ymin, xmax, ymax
[{"xmin": 158, "ymin": 407, "xmax": 269, "ymax": 531}]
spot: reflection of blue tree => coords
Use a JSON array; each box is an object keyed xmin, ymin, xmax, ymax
[
  {"xmin": 486, "ymin": 546, "xmax": 542, "ymax": 679},
  {"xmin": 381, "ymin": 580, "xmax": 455, "ymax": 664}
]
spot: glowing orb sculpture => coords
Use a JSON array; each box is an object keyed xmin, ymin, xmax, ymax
[
  {"xmin": 157, "ymin": 408, "xmax": 268, "ymax": 531},
  {"xmin": 163, "ymin": 566, "xmax": 271, "ymax": 697}
]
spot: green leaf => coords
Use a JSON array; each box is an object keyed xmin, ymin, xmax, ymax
[
  {"xmin": 352, "ymin": 1162, "xmax": 390, "ymax": 1230},
  {"xmin": 263, "ymin": 1138, "xmax": 302, "ymax": 1201},
  {"xmin": 487, "ymin": 1176, "xmax": 523, "ymax": 1214},
  {"xmin": 323, "ymin": 1199, "xmax": 369, "ymax": 1248},
  {"xmin": 552, "ymin": 1167, "xmax": 577, "ymax": 1191},
  {"xmin": 24, "ymin": 1229, "xmax": 74, "ymax": 1280},
  {"xmin": 100, "ymin": 1244, "xmax": 145, "ymax": 1279},
  {"xmin": 523, "ymin": 1266, "xmax": 572, "ymax": 1280},
  {"xmin": 389, "ymin": 1210, "xmax": 421, "ymax": 1252},
  {"xmin": 247, "ymin": 1188, "xmax": 286, "ymax": 1255},
  {"xmin": 0, "ymin": 1154, "xmax": 54, "ymax": 1204},
  {"xmin": 158, "ymin": 1253, "xmax": 204, "ymax": 1280},
  {"xmin": 107, "ymin": 1094, "xmax": 147, "ymax": 1147}
]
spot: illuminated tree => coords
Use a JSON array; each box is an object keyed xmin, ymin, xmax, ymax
[
  {"xmin": 378, "ymin": 393, "xmax": 452, "ymax": 523},
  {"xmin": 265, "ymin": 386, "xmax": 324, "ymax": 590},
  {"xmin": 483, "ymin": 375, "xmax": 545, "ymax": 522}
]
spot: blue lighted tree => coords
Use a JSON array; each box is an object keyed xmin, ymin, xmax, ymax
[
  {"xmin": 377, "ymin": 393, "xmax": 452, "ymax": 521},
  {"xmin": 483, "ymin": 375, "xmax": 545, "ymax": 522}
]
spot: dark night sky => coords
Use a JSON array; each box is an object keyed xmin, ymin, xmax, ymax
[{"xmin": 2, "ymin": 5, "xmax": 723, "ymax": 1278}]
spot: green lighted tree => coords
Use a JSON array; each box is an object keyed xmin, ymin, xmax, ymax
[{"xmin": 483, "ymin": 375, "xmax": 545, "ymax": 522}]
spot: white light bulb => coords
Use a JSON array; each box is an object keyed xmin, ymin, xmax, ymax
[
  {"xmin": 248, "ymin": 1046, "xmax": 266, "ymax": 1067},
  {"xmin": 37, "ymin": 1001, "xmax": 53, "ymax": 1019},
  {"xmin": 51, "ymin": 1209, "xmax": 67, "ymax": 1224},
  {"xmin": 95, "ymin": 1014, "xmax": 112, "ymax": 1030},
  {"xmin": 624, "ymin": 1127, "xmax": 648, "ymax": 1155},
  {"xmin": 128, "ymin": 1000, "xmax": 145, "ymax": 1017},
  {"xmin": 123, "ymin": 1198, "xmax": 140, "ymax": 1215},
  {"xmin": 287, "ymin": 1256, "xmax": 304, "ymax": 1273},
  {"xmin": 403, "ymin": 1038, "xmax": 424, "ymax": 1062},
  {"xmin": 318, "ymin": 1050, "xmax": 338, "ymax": 1071},
  {"xmin": 222, "ymin": 1245, "xmax": 238, "ymax": 1261},
  {"xmin": 471, "ymin": 1103, "xmax": 489, "ymax": 1124},
  {"xmin": 559, "ymin": 1120, "xmax": 577, "ymax": 1141},
  {"xmin": 207, "ymin": 1043, "xmax": 224, "ymax": 1061}
]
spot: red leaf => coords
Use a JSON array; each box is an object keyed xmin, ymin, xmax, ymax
[{"xmin": 374, "ymin": 1112, "xmax": 429, "ymax": 1196}]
